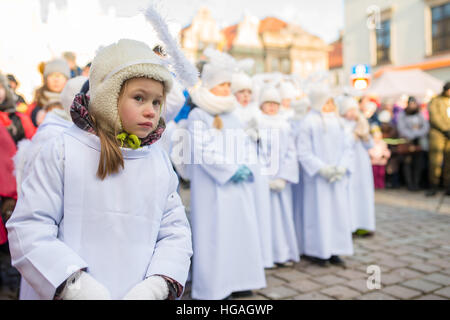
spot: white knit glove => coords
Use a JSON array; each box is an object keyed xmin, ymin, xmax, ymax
[
  {"xmin": 60, "ymin": 271, "xmax": 111, "ymax": 300},
  {"xmin": 329, "ymin": 166, "xmax": 347, "ymax": 183},
  {"xmin": 123, "ymin": 276, "xmax": 169, "ymax": 300},
  {"xmin": 318, "ymin": 166, "xmax": 336, "ymax": 182},
  {"xmin": 269, "ymin": 178, "xmax": 287, "ymax": 192}
]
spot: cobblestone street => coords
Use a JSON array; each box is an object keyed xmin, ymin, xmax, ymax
[
  {"xmin": 183, "ymin": 188, "xmax": 450, "ymax": 300},
  {"xmin": 1, "ymin": 188, "xmax": 449, "ymax": 300}
]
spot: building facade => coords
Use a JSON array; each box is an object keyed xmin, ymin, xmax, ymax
[
  {"xmin": 344, "ymin": 0, "xmax": 450, "ymax": 84},
  {"xmin": 180, "ymin": 8, "xmax": 331, "ymax": 77}
]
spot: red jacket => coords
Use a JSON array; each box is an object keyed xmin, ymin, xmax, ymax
[
  {"xmin": 0, "ymin": 124, "xmax": 17, "ymax": 244},
  {"xmin": 0, "ymin": 111, "xmax": 36, "ymax": 139}
]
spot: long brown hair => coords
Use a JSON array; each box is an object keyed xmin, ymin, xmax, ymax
[{"xmin": 93, "ymin": 77, "xmax": 166, "ymax": 180}]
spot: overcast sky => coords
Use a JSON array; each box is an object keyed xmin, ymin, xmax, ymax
[{"xmin": 39, "ymin": 0, "xmax": 345, "ymax": 43}]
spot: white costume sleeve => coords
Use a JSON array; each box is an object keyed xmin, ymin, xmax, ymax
[
  {"xmin": 277, "ymin": 130, "xmax": 299, "ymax": 183},
  {"xmin": 6, "ymin": 137, "xmax": 88, "ymax": 300},
  {"xmin": 188, "ymin": 111, "xmax": 240, "ymax": 185},
  {"xmin": 145, "ymin": 151, "xmax": 193, "ymax": 287},
  {"xmin": 296, "ymin": 121, "xmax": 327, "ymax": 177}
]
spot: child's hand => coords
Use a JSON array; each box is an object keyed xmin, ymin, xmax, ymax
[
  {"xmin": 59, "ymin": 271, "xmax": 111, "ymax": 300},
  {"xmin": 123, "ymin": 276, "xmax": 169, "ymax": 300}
]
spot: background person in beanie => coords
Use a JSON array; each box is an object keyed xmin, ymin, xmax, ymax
[
  {"xmin": 187, "ymin": 54, "xmax": 266, "ymax": 300},
  {"xmin": 0, "ymin": 73, "xmax": 36, "ymax": 144},
  {"xmin": 397, "ymin": 96, "xmax": 429, "ymax": 191},
  {"xmin": 6, "ymin": 38, "xmax": 193, "ymax": 300},
  {"xmin": 427, "ymin": 82, "xmax": 450, "ymax": 196},
  {"xmin": 63, "ymin": 51, "xmax": 82, "ymax": 78},
  {"xmin": 256, "ymin": 85, "xmax": 300, "ymax": 267},
  {"xmin": 6, "ymin": 74, "xmax": 26, "ymax": 105},
  {"xmin": 296, "ymin": 85, "xmax": 354, "ymax": 267},
  {"xmin": 336, "ymin": 95, "xmax": 375, "ymax": 238},
  {"xmin": 27, "ymin": 59, "xmax": 70, "ymax": 127}
]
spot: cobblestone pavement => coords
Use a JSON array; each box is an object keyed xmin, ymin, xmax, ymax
[
  {"xmin": 182, "ymin": 188, "xmax": 450, "ymax": 300},
  {"xmin": 1, "ymin": 188, "xmax": 449, "ymax": 300}
]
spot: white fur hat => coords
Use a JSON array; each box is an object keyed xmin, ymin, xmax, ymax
[
  {"xmin": 336, "ymin": 95, "xmax": 358, "ymax": 116},
  {"xmin": 61, "ymin": 76, "xmax": 88, "ymax": 116},
  {"xmin": 279, "ymin": 81, "xmax": 297, "ymax": 100},
  {"xmin": 89, "ymin": 39, "xmax": 173, "ymax": 133},
  {"xmin": 308, "ymin": 84, "xmax": 333, "ymax": 112},
  {"xmin": 259, "ymin": 85, "xmax": 281, "ymax": 106},
  {"xmin": 201, "ymin": 63, "xmax": 232, "ymax": 90},
  {"xmin": 44, "ymin": 59, "xmax": 71, "ymax": 79},
  {"xmin": 292, "ymin": 97, "xmax": 310, "ymax": 116},
  {"xmin": 231, "ymin": 73, "xmax": 253, "ymax": 94}
]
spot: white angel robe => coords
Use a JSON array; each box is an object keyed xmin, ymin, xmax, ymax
[
  {"xmin": 7, "ymin": 125, "xmax": 193, "ymax": 300},
  {"xmin": 296, "ymin": 110, "xmax": 354, "ymax": 259},
  {"xmin": 187, "ymin": 107, "xmax": 266, "ymax": 300},
  {"xmin": 258, "ymin": 114, "xmax": 300, "ymax": 264},
  {"xmin": 342, "ymin": 119, "xmax": 376, "ymax": 232},
  {"xmin": 290, "ymin": 119, "xmax": 306, "ymax": 254},
  {"xmin": 235, "ymin": 105, "xmax": 274, "ymax": 268},
  {"xmin": 16, "ymin": 112, "xmax": 72, "ymax": 193}
]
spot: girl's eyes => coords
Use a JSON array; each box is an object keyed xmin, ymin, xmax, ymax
[
  {"xmin": 153, "ymin": 100, "xmax": 161, "ymax": 108},
  {"xmin": 134, "ymin": 95, "xmax": 144, "ymax": 102}
]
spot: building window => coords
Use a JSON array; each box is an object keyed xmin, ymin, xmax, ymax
[
  {"xmin": 432, "ymin": 2, "xmax": 450, "ymax": 53},
  {"xmin": 376, "ymin": 20, "xmax": 391, "ymax": 64}
]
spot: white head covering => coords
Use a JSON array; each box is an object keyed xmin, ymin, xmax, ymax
[
  {"xmin": 231, "ymin": 73, "xmax": 253, "ymax": 94},
  {"xmin": 335, "ymin": 95, "xmax": 358, "ymax": 116},
  {"xmin": 291, "ymin": 97, "xmax": 310, "ymax": 119},
  {"xmin": 201, "ymin": 63, "xmax": 232, "ymax": 90},
  {"xmin": 279, "ymin": 81, "xmax": 297, "ymax": 100},
  {"xmin": 308, "ymin": 84, "xmax": 333, "ymax": 112},
  {"xmin": 61, "ymin": 76, "xmax": 88, "ymax": 116},
  {"xmin": 259, "ymin": 85, "xmax": 281, "ymax": 106},
  {"xmin": 44, "ymin": 59, "xmax": 71, "ymax": 79}
]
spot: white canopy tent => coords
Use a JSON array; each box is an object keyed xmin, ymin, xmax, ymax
[{"xmin": 367, "ymin": 69, "xmax": 444, "ymax": 102}]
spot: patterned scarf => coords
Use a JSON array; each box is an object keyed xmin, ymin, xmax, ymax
[{"xmin": 70, "ymin": 93, "xmax": 166, "ymax": 148}]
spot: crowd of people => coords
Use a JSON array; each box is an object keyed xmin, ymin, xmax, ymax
[{"xmin": 0, "ymin": 8, "xmax": 449, "ymax": 300}]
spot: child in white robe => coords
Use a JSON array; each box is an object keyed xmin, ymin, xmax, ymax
[
  {"xmin": 7, "ymin": 37, "xmax": 193, "ymax": 300},
  {"xmin": 257, "ymin": 86, "xmax": 300, "ymax": 266},
  {"xmin": 297, "ymin": 85, "xmax": 354, "ymax": 267}
]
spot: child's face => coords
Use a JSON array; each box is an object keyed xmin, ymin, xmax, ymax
[
  {"xmin": 46, "ymin": 72, "xmax": 67, "ymax": 93},
  {"xmin": 118, "ymin": 77, "xmax": 164, "ymax": 139},
  {"xmin": 210, "ymin": 82, "xmax": 231, "ymax": 97},
  {"xmin": 235, "ymin": 89, "xmax": 252, "ymax": 106},
  {"xmin": 261, "ymin": 101, "xmax": 280, "ymax": 116},
  {"xmin": 281, "ymin": 98, "xmax": 292, "ymax": 109},
  {"xmin": 321, "ymin": 98, "xmax": 336, "ymax": 113},
  {"xmin": 344, "ymin": 108, "xmax": 358, "ymax": 121}
]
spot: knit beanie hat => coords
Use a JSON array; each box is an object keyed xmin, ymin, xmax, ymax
[
  {"xmin": 308, "ymin": 84, "xmax": 333, "ymax": 112},
  {"xmin": 88, "ymin": 39, "xmax": 174, "ymax": 134},
  {"xmin": 336, "ymin": 95, "xmax": 358, "ymax": 116},
  {"xmin": 279, "ymin": 81, "xmax": 297, "ymax": 100},
  {"xmin": 44, "ymin": 59, "xmax": 71, "ymax": 79},
  {"xmin": 201, "ymin": 63, "xmax": 232, "ymax": 90},
  {"xmin": 231, "ymin": 73, "xmax": 253, "ymax": 94},
  {"xmin": 61, "ymin": 76, "xmax": 88, "ymax": 116},
  {"xmin": 259, "ymin": 85, "xmax": 281, "ymax": 106}
]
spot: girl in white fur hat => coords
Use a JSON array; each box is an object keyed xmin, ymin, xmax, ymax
[
  {"xmin": 7, "ymin": 14, "xmax": 195, "ymax": 299},
  {"xmin": 187, "ymin": 55, "xmax": 266, "ymax": 300},
  {"xmin": 336, "ymin": 95, "xmax": 375, "ymax": 237},
  {"xmin": 296, "ymin": 85, "xmax": 354, "ymax": 267},
  {"xmin": 256, "ymin": 85, "xmax": 300, "ymax": 266}
]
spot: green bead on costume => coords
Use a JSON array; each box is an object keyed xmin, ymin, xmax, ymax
[{"xmin": 116, "ymin": 132, "xmax": 141, "ymax": 149}]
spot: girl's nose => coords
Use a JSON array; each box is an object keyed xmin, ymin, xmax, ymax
[{"xmin": 143, "ymin": 106, "xmax": 155, "ymax": 118}]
